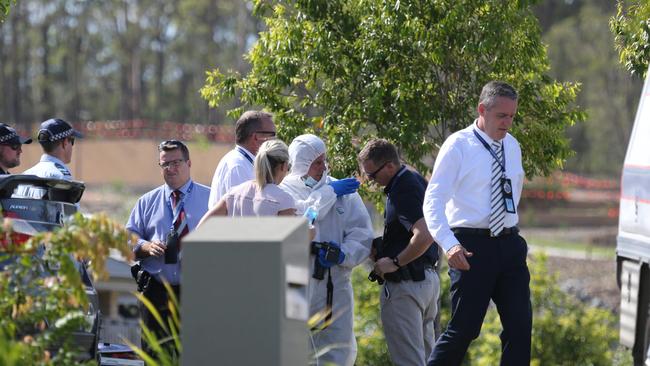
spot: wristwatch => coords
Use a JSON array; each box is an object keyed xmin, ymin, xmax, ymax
[{"xmin": 392, "ymin": 257, "xmax": 401, "ymax": 268}]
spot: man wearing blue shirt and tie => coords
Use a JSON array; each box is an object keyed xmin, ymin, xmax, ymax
[{"xmin": 126, "ymin": 140, "xmax": 210, "ymax": 353}]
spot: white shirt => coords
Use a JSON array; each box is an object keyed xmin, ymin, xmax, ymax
[
  {"xmin": 223, "ymin": 180, "xmax": 295, "ymax": 216},
  {"xmin": 14, "ymin": 154, "xmax": 74, "ymax": 200},
  {"xmin": 23, "ymin": 154, "xmax": 73, "ymax": 180},
  {"xmin": 423, "ymin": 121, "xmax": 525, "ymax": 252},
  {"xmin": 208, "ymin": 145, "xmax": 255, "ymax": 208}
]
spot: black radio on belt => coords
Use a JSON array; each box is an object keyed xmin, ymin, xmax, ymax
[
  {"xmin": 130, "ymin": 263, "xmax": 152, "ymax": 292},
  {"xmin": 310, "ymin": 241, "xmax": 341, "ymax": 280},
  {"xmin": 164, "ymin": 230, "xmax": 180, "ymax": 264}
]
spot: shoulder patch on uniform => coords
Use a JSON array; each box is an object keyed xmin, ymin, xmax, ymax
[{"xmin": 54, "ymin": 163, "xmax": 71, "ymax": 176}]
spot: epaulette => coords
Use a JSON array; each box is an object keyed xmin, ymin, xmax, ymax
[{"xmin": 54, "ymin": 162, "xmax": 71, "ymax": 176}]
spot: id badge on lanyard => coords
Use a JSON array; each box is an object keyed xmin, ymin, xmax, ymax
[
  {"xmin": 501, "ymin": 177, "xmax": 516, "ymax": 213},
  {"xmin": 474, "ymin": 130, "xmax": 516, "ymax": 214}
]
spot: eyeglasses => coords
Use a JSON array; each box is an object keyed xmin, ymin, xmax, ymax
[
  {"xmin": 255, "ymin": 130, "xmax": 276, "ymax": 137},
  {"xmin": 366, "ymin": 161, "xmax": 388, "ymax": 179},
  {"xmin": 159, "ymin": 159, "xmax": 186, "ymax": 170}
]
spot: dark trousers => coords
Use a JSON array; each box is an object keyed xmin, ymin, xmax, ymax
[
  {"xmin": 140, "ymin": 277, "xmax": 181, "ymax": 355},
  {"xmin": 428, "ymin": 231, "xmax": 532, "ymax": 366}
]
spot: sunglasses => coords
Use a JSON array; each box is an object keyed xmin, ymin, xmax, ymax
[
  {"xmin": 2, "ymin": 144, "xmax": 21, "ymax": 151},
  {"xmin": 68, "ymin": 138, "xmax": 75, "ymax": 146}
]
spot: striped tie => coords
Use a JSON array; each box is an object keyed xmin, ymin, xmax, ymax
[
  {"xmin": 489, "ymin": 141, "xmax": 505, "ymax": 236},
  {"xmin": 172, "ymin": 190, "xmax": 189, "ymax": 241}
]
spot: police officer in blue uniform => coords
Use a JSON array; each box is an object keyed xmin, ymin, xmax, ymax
[
  {"xmin": 23, "ymin": 118, "xmax": 82, "ymax": 180},
  {"xmin": 0, "ymin": 123, "xmax": 32, "ymax": 175}
]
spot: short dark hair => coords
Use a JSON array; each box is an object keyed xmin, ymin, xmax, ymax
[
  {"xmin": 479, "ymin": 81, "xmax": 518, "ymax": 110},
  {"xmin": 158, "ymin": 139, "xmax": 190, "ymax": 160},
  {"xmin": 38, "ymin": 131, "xmax": 65, "ymax": 153},
  {"xmin": 235, "ymin": 110, "xmax": 273, "ymax": 144},
  {"xmin": 358, "ymin": 138, "xmax": 400, "ymax": 166}
]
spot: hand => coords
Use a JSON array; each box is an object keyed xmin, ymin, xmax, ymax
[
  {"xmin": 143, "ymin": 240, "xmax": 166, "ymax": 258},
  {"xmin": 370, "ymin": 246, "xmax": 377, "ymax": 261},
  {"xmin": 317, "ymin": 241, "xmax": 346, "ymax": 268},
  {"xmin": 446, "ymin": 244, "xmax": 473, "ymax": 271},
  {"xmin": 373, "ymin": 257, "xmax": 399, "ymax": 278},
  {"xmin": 329, "ymin": 178, "xmax": 360, "ymax": 197}
]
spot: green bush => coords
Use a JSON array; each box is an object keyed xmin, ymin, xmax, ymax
[
  {"xmin": 353, "ymin": 264, "xmax": 392, "ymax": 366},
  {"xmin": 0, "ymin": 213, "xmax": 134, "ymax": 365},
  {"xmin": 354, "ymin": 254, "xmax": 618, "ymax": 365}
]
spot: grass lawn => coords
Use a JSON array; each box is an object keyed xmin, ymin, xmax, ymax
[{"xmin": 524, "ymin": 231, "xmax": 615, "ymax": 259}]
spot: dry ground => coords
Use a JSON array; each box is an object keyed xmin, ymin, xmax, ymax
[{"xmin": 545, "ymin": 256, "xmax": 619, "ymax": 313}]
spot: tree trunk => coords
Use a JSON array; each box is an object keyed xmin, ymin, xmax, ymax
[
  {"xmin": 129, "ymin": 49, "xmax": 141, "ymax": 119},
  {"xmin": 41, "ymin": 22, "xmax": 52, "ymax": 122},
  {"xmin": 0, "ymin": 21, "xmax": 8, "ymax": 119},
  {"xmin": 155, "ymin": 44, "xmax": 165, "ymax": 122},
  {"xmin": 10, "ymin": 5, "xmax": 22, "ymax": 124},
  {"xmin": 22, "ymin": 13, "xmax": 33, "ymax": 125}
]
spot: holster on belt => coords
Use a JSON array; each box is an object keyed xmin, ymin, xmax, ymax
[{"xmin": 130, "ymin": 263, "xmax": 152, "ymax": 292}]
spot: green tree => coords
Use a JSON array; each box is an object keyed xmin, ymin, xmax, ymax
[
  {"xmin": 202, "ymin": 0, "xmax": 585, "ymax": 180},
  {"xmin": 0, "ymin": 0, "xmax": 14, "ymax": 20},
  {"xmin": 545, "ymin": 3, "xmax": 642, "ymax": 176},
  {"xmin": 611, "ymin": 0, "xmax": 650, "ymax": 77}
]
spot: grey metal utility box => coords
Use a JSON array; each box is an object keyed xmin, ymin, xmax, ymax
[{"xmin": 181, "ymin": 217, "xmax": 309, "ymax": 366}]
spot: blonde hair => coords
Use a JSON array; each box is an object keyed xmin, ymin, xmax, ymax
[{"xmin": 254, "ymin": 139, "xmax": 289, "ymax": 189}]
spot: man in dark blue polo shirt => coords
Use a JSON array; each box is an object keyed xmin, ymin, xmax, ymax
[{"xmin": 359, "ymin": 138, "xmax": 440, "ymax": 366}]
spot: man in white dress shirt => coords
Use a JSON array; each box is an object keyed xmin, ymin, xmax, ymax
[
  {"xmin": 208, "ymin": 110, "xmax": 276, "ymax": 207},
  {"xmin": 424, "ymin": 81, "xmax": 531, "ymax": 366}
]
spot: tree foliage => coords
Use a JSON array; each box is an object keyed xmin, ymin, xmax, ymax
[
  {"xmin": 611, "ymin": 0, "xmax": 650, "ymax": 77},
  {"xmin": 0, "ymin": 0, "xmax": 13, "ymax": 21},
  {"xmin": 202, "ymin": 0, "xmax": 585, "ymax": 180},
  {"xmin": 0, "ymin": 0, "xmax": 260, "ymax": 126},
  {"xmin": 0, "ymin": 213, "xmax": 134, "ymax": 365},
  {"xmin": 546, "ymin": 3, "xmax": 642, "ymax": 176}
]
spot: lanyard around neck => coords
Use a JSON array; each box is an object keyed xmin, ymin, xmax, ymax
[
  {"xmin": 236, "ymin": 146, "xmax": 254, "ymax": 165},
  {"xmin": 473, "ymin": 129, "xmax": 506, "ymax": 173},
  {"xmin": 169, "ymin": 181, "xmax": 194, "ymax": 223}
]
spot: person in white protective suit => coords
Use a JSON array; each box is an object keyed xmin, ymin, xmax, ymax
[{"xmin": 280, "ymin": 134, "xmax": 374, "ymax": 366}]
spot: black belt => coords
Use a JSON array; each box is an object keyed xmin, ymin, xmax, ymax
[
  {"xmin": 451, "ymin": 226, "xmax": 519, "ymax": 237},
  {"xmin": 386, "ymin": 263, "xmax": 435, "ymax": 282}
]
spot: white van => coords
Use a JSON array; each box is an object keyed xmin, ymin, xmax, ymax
[{"xmin": 618, "ymin": 67, "xmax": 650, "ymax": 366}]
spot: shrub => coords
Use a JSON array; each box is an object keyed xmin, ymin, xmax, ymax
[
  {"xmin": 0, "ymin": 213, "xmax": 134, "ymax": 365},
  {"xmin": 354, "ymin": 253, "xmax": 618, "ymax": 365}
]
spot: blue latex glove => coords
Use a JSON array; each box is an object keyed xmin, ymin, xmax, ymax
[
  {"xmin": 318, "ymin": 241, "xmax": 346, "ymax": 268},
  {"xmin": 303, "ymin": 206, "xmax": 318, "ymax": 225},
  {"xmin": 328, "ymin": 178, "xmax": 360, "ymax": 197}
]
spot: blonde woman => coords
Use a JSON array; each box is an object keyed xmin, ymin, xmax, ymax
[{"xmin": 199, "ymin": 139, "xmax": 295, "ymax": 223}]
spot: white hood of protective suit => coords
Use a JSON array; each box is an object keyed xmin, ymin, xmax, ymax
[
  {"xmin": 282, "ymin": 134, "xmax": 335, "ymax": 217},
  {"xmin": 288, "ymin": 134, "xmax": 327, "ymax": 178}
]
